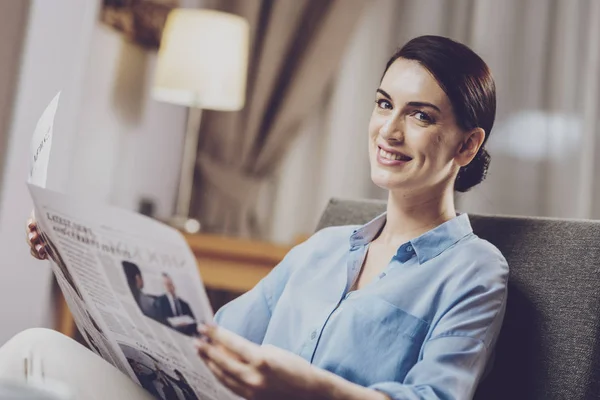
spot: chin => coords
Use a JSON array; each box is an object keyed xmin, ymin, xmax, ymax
[{"xmin": 370, "ymin": 168, "xmax": 405, "ymax": 190}]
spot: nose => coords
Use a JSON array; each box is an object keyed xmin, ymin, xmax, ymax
[{"xmin": 379, "ymin": 113, "xmax": 404, "ymax": 143}]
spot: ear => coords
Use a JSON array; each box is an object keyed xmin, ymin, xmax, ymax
[{"xmin": 455, "ymin": 127, "xmax": 485, "ymax": 167}]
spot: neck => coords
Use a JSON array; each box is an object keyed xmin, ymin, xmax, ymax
[{"xmin": 380, "ymin": 184, "xmax": 456, "ymax": 247}]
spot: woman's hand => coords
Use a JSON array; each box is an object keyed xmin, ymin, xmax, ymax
[
  {"xmin": 26, "ymin": 213, "xmax": 48, "ymax": 260},
  {"xmin": 195, "ymin": 324, "xmax": 325, "ymax": 400}
]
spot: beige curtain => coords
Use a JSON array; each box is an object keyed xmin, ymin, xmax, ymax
[{"xmin": 190, "ymin": 0, "xmax": 367, "ymax": 237}]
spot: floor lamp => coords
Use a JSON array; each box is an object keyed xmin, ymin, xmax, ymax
[{"xmin": 152, "ymin": 9, "xmax": 249, "ymax": 233}]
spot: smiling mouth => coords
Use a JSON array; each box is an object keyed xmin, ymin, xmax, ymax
[{"xmin": 378, "ymin": 146, "xmax": 412, "ymax": 162}]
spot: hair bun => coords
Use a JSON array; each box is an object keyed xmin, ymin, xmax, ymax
[{"xmin": 454, "ymin": 148, "xmax": 490, "ymax": 192}]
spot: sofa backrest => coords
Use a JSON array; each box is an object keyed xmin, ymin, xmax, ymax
[{"xmin": 316, "ymin": 198, "xmax": 600, "ymax": 400}]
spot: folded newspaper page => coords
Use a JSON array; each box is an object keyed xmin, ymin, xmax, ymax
[
  {"xmin": 29, "ymin": 91, "xmax": 59, "ymax": 189},
  {"xmin": 28, "ymin": 95, "xmax": 238, "ymax": 400}
]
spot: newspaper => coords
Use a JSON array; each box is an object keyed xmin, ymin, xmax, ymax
[
  {"xmin": 29, "ymin": 91, "xmax": 59, "ymax": 188},
  {"xmin": 27, "ymin": 95, "xmax": 238, "ymax": 400}
]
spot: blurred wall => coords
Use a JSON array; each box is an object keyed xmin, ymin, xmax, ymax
[
  {"xmin": 0, "ymin": 1, "xmax": 29, "ymax": 194},
  {"xmin": 70, "ymin": 0, "xmax": 206, "ymax": 218},
  {"xmin": 68, "ymin": 25, "xmax": 187, "ymax": 219},
  {"xmin": 0, "ymin": 0, "xmax": 98, "ymax": 345}
]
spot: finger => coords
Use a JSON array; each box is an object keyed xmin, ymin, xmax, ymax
[
  {"xmin": 30, "ymin": 248, "xmax": 43, "ymax": 260},
  {"xmin": 199, "ymin": 324, "xmax": 259, "ymax": 363},
  {"xmin": 34, "ymin": 244, "xmax": 48, "ymax": 260},
  {"xmin": 204, "ymin": 359, "xmax": 252, "ymax": 399},
  {"xmin": 28, "ymin": 231, "xmax": 42, "ymax": 246},
  {"xmin": 30, "ymin": 246, "xmax": 48, "ymax": 260},
  {"xmin": 195, "ymin": 339, "xmax": 251, "ymax": 380},
  {"xmin": 27, "ymin": 217, "xmax": 37, "ymax": 230},
  {"xmin": 37, "ymin": 245, "xmax": 48, "ymax": 259},
  {"xmin": 25, "ymin": 222, "xmax": 36, "ymax": 245}
]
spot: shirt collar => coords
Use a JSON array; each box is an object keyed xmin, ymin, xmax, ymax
[{"xmin": 349, "ymin": 212, "xmax": 473, "ymax": 264}]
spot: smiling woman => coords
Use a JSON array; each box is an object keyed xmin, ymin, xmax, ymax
[
  {"xmin": 206, "ymin": 36, "xmax": 507, "ymax": 400},
  {"xmin": 369, "ymin": 36, "xmax": 495, "ymax": 195},
  {"xmin": 16, "ymin": 35, "xmax": 506, "ymax": 400}
]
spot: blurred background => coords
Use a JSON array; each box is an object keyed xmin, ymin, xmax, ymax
[{"xmin": 0, "ymin": 0, "xmax": 598, "ymax": 344}]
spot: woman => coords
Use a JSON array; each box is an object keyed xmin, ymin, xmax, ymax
[{"xmin": 17, "ymin": 35, "xmax": 507, "ymax": 400}]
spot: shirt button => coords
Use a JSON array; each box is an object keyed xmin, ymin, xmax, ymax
[
  {"xmin": 378, "ymin": 272, "xmax": 386, "ymax": 278},
  {"xmin": 406, "ymin": 245, "xmax": 413, "ymax": 252},
  {"xmin": 310, "ymin": 331, "xmax": 317, "ymax": 340}
]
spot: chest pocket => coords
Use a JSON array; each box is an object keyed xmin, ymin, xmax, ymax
[
  {"xmin": 313, "ymin": 293, "xmax": 430, "ymax": 386},
  {"xmin": 352, "ymin": 294, "xmax": 429, "ymax": 340}
]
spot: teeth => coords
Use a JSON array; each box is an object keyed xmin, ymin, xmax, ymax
[{"xmin": 379, "ymin": 148, "xmax": 406, "ymax": 161}]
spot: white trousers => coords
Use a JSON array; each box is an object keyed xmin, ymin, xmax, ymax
[{"xmin": 0, "ymin": 328, "xmax": 154, "ymax": 400}]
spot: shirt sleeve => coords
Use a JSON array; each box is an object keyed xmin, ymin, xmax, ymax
[
  {"xmin": 369, "ymin": 257, "xmax": 508, "ymax": 400},
  {"xmin": 213, "ymin": 243, "xmax": 302, "ymax": 344}
]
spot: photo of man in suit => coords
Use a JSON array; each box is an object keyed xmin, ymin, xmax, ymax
[
  {"xmin": 122, "ymin": 261, "xmax": 159, "ymax": 321},
  {"xmin": 155, "ymin": 273, "xmax": 197, "ymax": 336}
]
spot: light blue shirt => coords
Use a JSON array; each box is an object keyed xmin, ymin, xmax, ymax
[{"xmin": 215, "ymin": 213, "xmax": 508, "ymax": 400}]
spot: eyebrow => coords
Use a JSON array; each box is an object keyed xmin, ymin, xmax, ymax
[{"xmin": 376, "ymin": 88, "xmax": 442, "ymax": 113}]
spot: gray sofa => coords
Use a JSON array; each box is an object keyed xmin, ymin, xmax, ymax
[{"xmin": 316, "ymin": 198, "xmax": 600, "ymax": 400}]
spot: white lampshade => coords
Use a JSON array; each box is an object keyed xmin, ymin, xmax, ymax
[{"xmin": 152, "ymin": 9, "xmax": 249, "ymax": 111}]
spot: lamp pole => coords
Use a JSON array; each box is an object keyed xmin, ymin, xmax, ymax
[{"xmin": 174, "ymin": 106, "xmax": 203, "ymax": 219}]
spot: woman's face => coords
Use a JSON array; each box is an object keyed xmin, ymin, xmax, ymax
[{"xmin": 368, "ymin": 58, "xmax": 474, "ymax": 194}]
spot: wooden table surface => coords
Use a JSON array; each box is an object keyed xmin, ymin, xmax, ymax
[{"xmin": 185, "ymin": 232, "xmax": 290, "ymax": 292}]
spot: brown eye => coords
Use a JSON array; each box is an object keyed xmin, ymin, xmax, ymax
[{"xmin": 376, "ymin": 99, "xmax": 393, "ymax": 110}]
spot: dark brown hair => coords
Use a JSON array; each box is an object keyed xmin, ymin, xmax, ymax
[{"xmin": 383, "ymin": 35, "xmax": 496, "ymax": 192}]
